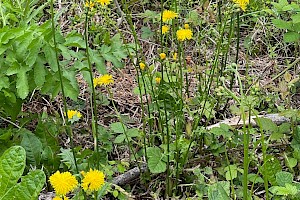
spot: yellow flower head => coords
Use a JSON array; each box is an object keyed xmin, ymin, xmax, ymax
[
  {"xmin": 162, "ymin": 10, "xmax": 178, "ymax": 22},
  {"xmin": 155, "ymin": 77, "xmax": 161, "ymax": 84},
  {"xmin": 53, "ymin": 197, "xmax": 69, "ymax": 200},
  {"xmin": 85, "ymin": 1, "xmax": 95, "ymax": 9},
  {"xmin": 81, "ymin": 169, "xmax": 105, "ymax": 192},
  {"xmin": 176, "ymin": 28, "xmax": 193, "ymax": 41},
  {"xmin": 161, "ymin": 25, "xmax": 169, "ymax": 34},
  {"xmin": 93, "ymin": 74, "xmax": 114, "ymax": 87},
  {"xmin": 66, "ymin": 110, "xmax": 82, "ymax": 120},
  {"xmin": 49, "ymin": 171, "xmax": 78, "ymax": 196},
  {"xmin": 139, "ymin": 62, "xmax": 146, "ymax": 70},
  {"xmin": 184, "ymin": 23, "xmax": 189, "ymax": 29},
  {"xmin": 233, "ymin": 0, "xmax": 249, "ymax": 11},
  {"xmin": 159, "ymin": 53, "xmax": 166, "ymax": 60},
  {"xmin": 173, "ymin": 52, "xmax": 178, "ymax": 61},
  {"xmin": 97, "ymin": 0, "xmax": 111, "ymax": 6}
]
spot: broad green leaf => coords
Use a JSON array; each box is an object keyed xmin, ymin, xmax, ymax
[
  {"xmin": 141, "ymin": 26, "xmax": 154, "ymax": 39},
  {"xmin": 258, "ymin": 117, "xmax": 278, "ymax": 132},
  {"xmin": 0, "ymin": 146, "xmax": 26, "ymax": 197},
  {"xmin": 283, "ymin": 31, "xmax": 300, "ymax": 43},
  {"xmin": 291, "ymin": 13, "xmax": 300, "ymax": 24},
  {"xmin": 146, "ymin": 147, "xmax": 166, "ymax": 173},
  {"xmin": 90, "ymin": 51, "xmax": 107, "ymax": 74},
  {"xmin": 58, "ymin": 148, "xmax": 77, "ymax": 172},
  {"xmin": 270, "ymin": 184, "xmax": 298, "ymax": 196},
  {"xmin": 33, "ymin": 57, "xmax": 46, "ymax": 87},
  {"xmin": 114, "ymin": 134, "xmax": 126, "ymax": 144},
  {"xmin": 286, "ymin": 157, "xmax": 297, "ymax": 169},
  {"xmin": 208, "ymin": 182, "xmax": 230, "ymax": 200},
  {"xmin": 62, "ymin": 71, "xmax": 79, "ymax": 101},
  {"xmin": 20, "ymin": 129, "xmax": 43, "ymax": 166},
  {"xmin": 276, "ymin": 171, "xmax": 293, "ymax": 186},
  {"xmin": 127, "ymin": 128, "xmax": 140, "ymax": 138},
  {"xmin": 210, "ymin": 124, "xmax": 233, "ymax": 138},
  {"xmin": 248, "ymin": 173, "xmax": 264, "ymax": 184},
  {"xmin": 224, "ymin": 165, "xmax": 237, "ymax": 181},
  {"xmin": 16, "ymin": 69, "xmax": 29, "ymax": 99},
  {"xmin": 2, "ymin": 170, "xmax": 45, "ymax": 200},
  {"xmin": 272, "ymin": 19, "xmax": 292, "ymax": 30},
  {"xmin": 25, "ymin": 38, "xmax": 43, "ymax": 67},
  {"xmin": 64, "ymin": 34, "xmax": 86, "ymax": 48},
  {"xmin": 16, "ymin": 31, "xmax": 34, "ymax": 57},
  {"xmin": 110, "ymin": 122, "xmax": 127, "ymax": 134},
  {"xmin": 43, "ymin": 44, "xmax": 58, "ymax": 72}
]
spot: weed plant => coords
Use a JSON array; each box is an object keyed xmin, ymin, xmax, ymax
[{"xmin": 0, "ymin": 0, "xmax": 300, "ymax": 199}]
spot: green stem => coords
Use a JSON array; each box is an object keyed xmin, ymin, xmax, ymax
[
  {"xmin": 50, "ymin": 0, "xmax": 79, "ymax": 174},
  {"xmin": 242, "ymin": 106, "xmax": 250, "ymax": 200},
  {"xmin": 84, "ymin": 3, "xmax": 99, "ymax": 169}
]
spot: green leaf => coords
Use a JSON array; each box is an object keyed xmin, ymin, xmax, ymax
[
  {"xmin": 147, "ymin": 147, "xmax": 166, "ymax": 173},
  {"xmin": 208, "ymin": 182, "xmax": 230, "ymax": 200},
  {"xmin": 291, "ymin": 13, "xmax": 300, "ymax": 24},
  {"xmin": 20, "ymin": 129, "xmax": 43, "ymax": 166},
  {"xmin": 3, "ymin": 170, "xmax": 45, "ymax": 200},
  {"xmin": 110, "ymin": 122, "xmax": 127, "ymax": 133},
  {"xmin": 258, "ymin": 117, "xmax": 278, "ymax": 132},
  {"xmin": 62, "ymin": 70, "xmax": 79, "ymax": 101},
  {"xmin": 210, "ymin": 124, "xmax": 233, "ymax": 138},
  {"xmin": 25, "ymin": 38, "xmax": 43, "ymax": 67},
  {"xmin": 58, "ymin": 148, "xmax": 77, "ymax": 172},
  {"xmin": 114, "ymin": 134, "xmax": 126, "ymax": 144},
  {"xmin": 0, "ymin": 75, "xmax": 9, "ymax": 90},
  {"xmin": 224, "ymin": 165, "xmax": 237, "ymax": 181},
  {"xmin": 260, "ymin": 156, "xmax": 282, "ymax": 185},
  {"xmin": 33, "ymin": 57, "xmax": 46, "ymax": 87},
  {"xmin": 90, "ymin": 50, "xmax": 107, "ymax": 74},
  {"xmin": 283, "ymin": 31, "xmax": 300, "ymax": 43},
  {"xmin": 276, "ymin": 171, "xmax": 293, "ymax": 187},
  {"xmin": 0, "ymin": 146, "xmax": 26, "ymax": 197},
  {"xmin": 64, "ymin": 34, "xmax": 86, "ymax": 48},
  {"xmin": 272, "ymin": 19, "xmax": 292, "ymax": 30},
  {"xmin": 127, "ymin": 128, "xmax": 140, "ymax": 138},
  {"xmin": 286, "ymin": 157, "xmax": 297, "ymax": 169},
  {"xmin": 248, "ymin": 173, "xmax": 264, "ymax": 184},
  {"xmin": 16, "ymin": 69, "xmax": 29, "ymax": 99},
  {"xmin": 270, "ymin": 184, "xmax": 298, "ymax": 196},
  {"xmin": 43, "ymin": 44, "xmax": 58, "ymax": 72},
  {"xmin": 141, "ymin": 26, "xmax": 154, "ymax": 39}
]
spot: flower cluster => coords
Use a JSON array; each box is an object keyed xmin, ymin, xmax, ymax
[
  {"xmin": 84, "ymin": 0, "xmax": 111, "ymax": 9},
  {"xmin": 49, "ymin": 169, "xmax": 105, "ymax": 198},
  {"xmin": 233, "ymin": 0, "xmax": 249, "ymax": 11},
  {"xmin": 93, "ymin": 74, "xmax": 114, "ymax": 87},
  {"xmin": 176, "ymin": 24, "xmax": 193, "ymax": 42}
]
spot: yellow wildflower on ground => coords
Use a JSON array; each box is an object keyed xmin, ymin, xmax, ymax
[
  {"xmin": 233, "ymin": 0, "xmax": 249, "ymax": 11},
  {"xmin": 85, "ymin": 1, "xmax": 95, "ymax": 9},
  {"xmin": 184, "ymin": 23, "xmax": 189, "ymax": 29},
  {"xmin": 93, "ymin": 74, "xmax": 114, "ymax": 87},
  {"xmin": 155, "ymin": 77, "xmax": 161, "ymax": 84},
  {"xmin": 159, "ymin": 53, "xmax": 166, "ymax": 60},
  {"xmin": 176, "ymin": 28, "xmax": 193, "ymax": 41},
  {"xmin": 66, "ymin": 110, "xmax": 82, "ymax": 120},
  {"xmin": 49, "ymin": 171, "xmax": 78, "ymax": 196},
  {"xmin": 81, "ymin": 169, "xmax": 105, "ymax": 192},
  {"xmin": 139, "ymin": 62, "xmax": 146, "ymax": 70},
  {"xmin": 162, "ymin": 10, "xmax": 178, "ymax": 22},
  {"xmin": 161, "ymin": 25, "xmax": 169, "ymax": 34},
  {"xmin": 97, "ymin": 0, "xmax": 111, "ymax": 6}
]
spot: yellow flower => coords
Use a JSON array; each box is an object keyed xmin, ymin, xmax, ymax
[
  {"xmin": 184, "ymin": 23, "xmax": 189, "ymax": 29},
  {"xmin": 176, "ymin": 28, "xmax": 193, "ymax": 41},
  {"xmin": 53, "ymin": 197, "xmax": 69, "ymax": 200},
  {"xmin": 173, "ymin": 52, "xmax": 177, "ymax": 60},
  {"xmin": 162, "ymin": 10, "xmax": 178, "ymax": 22},
  {"xmin": 159, "ymin": 53, "xmax": 166, "ymax": 60},
  {"xmin": 155, "ymin": 77, "xmax": 161, "ymax": 84},
  {"xmin": 66, "ymin": 110, "xmax": 82, "ymax": 120},
  {"xmin": 161, "ymin": 25, "xmax": 169, "ymax": 34},
  {"xmin": 93, "ymin": 74, "xmax": 114, "ymax": 87},
  {"xmin": 139, "ymin": 62, "xmax": 146, "ymax": 70},
  {"xmin": 85, "ymin": 1, "xmax": 95, "ymax": 9},
  {"xmin": 81, "ymin": 169, "xmax": 105, "ymax": 192},
  {"xmin": 233, "ymin": 0, "xmax": 249, "ymax": 11},
  {"xmin": 49, "ymin": 171, "xmax": 78, "ymax": 196},
  {"xmin": 97, "ymin": 0, "xmax": 111, "ymax": 6}
]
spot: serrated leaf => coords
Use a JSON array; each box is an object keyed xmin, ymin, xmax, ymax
[
  {"xmin": 260, "ymin": 156, "xmax": 282, "ymax": 185},
  {"xmin": 276, "ymin": 171, "xmax": 293, "ymax": 186},
  {"xmin": 0, "ymin": 146, "xmax": 26, "ymax": 197},
  {"xmin": 3, "ymin": 170, "xmax": 45, "ymax": 200},
  {"xmin": 62, "ymin": 71, "xmax": 79, "ymax": 101},
  {"xmin": 16, "ymin": 69, "xmax": 29, "ymax": 99},
  {"xmin": 283, "ymin": 31, "xmax": 300, "ymax": 43},
  {"xmin": 20, "ymin": 129, "xmax": 43, "ymax": 166},
  {"xmin": 58, "ymin": 148, "xmax": 77, "ymax": 172},
  {"xmin": 43, "ymin": 44, "xmax": 58, "ymax": 72}
]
